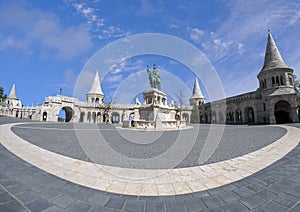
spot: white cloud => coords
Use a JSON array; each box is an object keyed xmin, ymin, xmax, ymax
[
  {"xmin": 0, "ymin": 3, "xmax": 92, "ymax": 59},
  {"xmin": 188, "ymin": 27, "xmax": 205, "ymax": 43},
  {"xmin": 289, "ymin": 11, "xmax": 300, "ymax": 25},
  {"xmin": 106, "ymin": 75, "xmax": 123, "ymax": 83},
  {"xmin": 199, "ymin": 0, "xmax": 300, "ymax": 63},
  {"xmin": 170, "ymin": 24, "xmax": 178, "ymax": 29}
]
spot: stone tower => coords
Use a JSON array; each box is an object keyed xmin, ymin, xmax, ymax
[
  {"xmin": 86, "ymin": 71, "xmax": 104, "ymax": 104},
  {"xmin": 189, "ymin": 78, "xmax": 205, "ymax": 106},
  {"xmin": 257, "ymin": 31, "xmax": 297, "ymax": 124},
  {"xmin": 257, "ymin": 31, "xmax": 294, "ymax": 92}
]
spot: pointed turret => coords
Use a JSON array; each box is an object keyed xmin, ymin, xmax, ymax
[
  {"xmin": 257, "ymin": 31, "xmax": 294, "ymax": 92},
  {"xmin": 8, "ymin": 84, "xmax": 17, "ymax": 99},
  {"xmin": 88, "ymin": 71, "xmax": 103, "ymax": 95},
  {"xmin": 6, "ymin": 84, "xmax": 22, "ymax": 108},
  {"xmin": 189, "ymin": 78, "xmax": 205, "ymax": 106},
  {"xmin": 86, "ymin": 71, "xmax": 104, "ymax": 104},
  {"xmin": 260, "ymin": 31, "xmax": 288, "ymax": 73}
]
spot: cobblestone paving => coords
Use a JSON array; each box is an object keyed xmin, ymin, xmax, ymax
[
  {"xmin": 11, "ymin": 122, "xmax": 286, "ymax": 168},
  {"xmin": 0, "ymin": 117, "xmax": 299, "ymax": 211}
]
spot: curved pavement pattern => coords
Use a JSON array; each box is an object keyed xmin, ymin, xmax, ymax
[
  {"xmin": 11, "ymin": 122, "xmax": 286, "ymax": 169},
  {"xmin": 0, "ymin": 118, "xmax": 299, "ymax": 211}
]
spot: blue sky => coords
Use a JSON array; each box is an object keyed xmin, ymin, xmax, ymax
[{"xmin": 1, "ymin": 0, "xmax": 300, "ymax": 106}]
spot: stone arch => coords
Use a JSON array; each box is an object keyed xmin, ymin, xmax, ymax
[
  {"xmin": 16, "ymin": 110, "xmax": 19, "ymax": 118},
  {"xmin": 235, "ymin": 109, "xmax": 242, "ymax": 123},
  {"xmin": 92, "ymin": 112, "xmax": 96, "ymax": 123},
  {"xmin": 129, "ymin": 112, "xmax": 135, "ymax": 127},
  {"xmin": 79, "ymin": 112, "xmax": 85, "ymax": 122},
  {"xmin": 226, "ymin": 110, "xmax": 234, "ymax": 123},
  {"xmin": 58, "ymin": 107, "xmax": 74, "ymax": 122},
  {"xmin": 204, "ymin": 113, "xmax": 209, "ymax": 123},
  {"xmin": 111, "ymin": 112, "xmax": 120, "ymax": 124},
  {"xmin": 219, "ymin": 111, "xmax": 224, "ymax": 123},
  {"xmin": 211, "ymin": 111, "xmax": 216, "ymax": 123},
  {"xmin": 245, "ymin": 107, "xmax": 255, "ymax": 123},
  {"xmin": 288, "ymin": 74, "xmax": 293, "ymax": 86},
  {"xmin": 87, "ymin": 112, "xmax": 91, "ymax": 123},
  {"xmin": 97, "ymin": 112, "xmax": 101, "ymax": 123},
  {"xmin": 42, "ymin": 112, "xmax": 47, "ymax": 121},
  {"xmin": 274, "ymin": 100, "xmax": 291, "ymax": 124},
  {"xmin": 182, "ymin": 113, "xmax": 189, "ymax": 122}
]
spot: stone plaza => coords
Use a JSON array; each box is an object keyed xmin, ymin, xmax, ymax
[
  {"xmin": 0, "ymin": 117, "xmax": 300, "ymax": 211},
  {"xmin": 0, "ymin": 32, "xmax": 300, "ymax": 211}
]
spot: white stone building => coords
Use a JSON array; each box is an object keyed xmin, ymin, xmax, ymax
[
  {"xmin": 0, "ymin": 84, "xmax": 35, "ymax": 119},
  {"xmin": 1, "ymin": 32, "xmax": 299, "ymax": 125},
  {"xmin": 197, "ymin": 32, "xmax": 300, "ymax": 124},
  {"xmin": 30, "ymin": 70, "xmax": 192, "ymax": 128}
]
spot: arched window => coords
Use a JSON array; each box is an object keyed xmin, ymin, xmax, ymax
[
  {"xmin": 79, "ymin": 112, "xmax": 85, "ymax": 122},
  {"xmin": 111, "ymin": 112, "xmax": 120, "ymax": 123},
  {"xmin": 288, "ymin": 74, "xmax": 293, "ymax": 86},
  {"xmin": 95, "ymin": 98, "xmax": 99, "ymax": 104},
  {"xmin": 87, "ymin": 112, "xmax": 91, "ymax": 122},
  {"xmin": 276, "ymin": 76, "xmax": 280, "ymax": 85},
  {"xmin": 280, "ymin": 76, "xmax": 284, "ymax": 85},
  {"xmin": 272, "ymin": 77, "xmax": 275, "ymax": 86},
  {"xmin": 263, "ymin": 103, "xmax": 266, "ymax": 111},
  {"xmin": 235, "ymin": 109, "xmax": 242, "ymax": 122}
]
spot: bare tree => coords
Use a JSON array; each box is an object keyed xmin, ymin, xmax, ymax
[
  {"xmin": 175, "ymin": 90, "xmax": 186, "ymax": 120},
  {"xmin": 102, "ymin": 96, "xmax": 117, "ymax": 123}
]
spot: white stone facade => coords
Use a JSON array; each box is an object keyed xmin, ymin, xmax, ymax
[
  {"xmin": 197, "ymin": 32, "xmax": 300, "ymax": 124},
  {"xmin": 1, "ymin": 32, "xmax": 299, "ymax": 125}
]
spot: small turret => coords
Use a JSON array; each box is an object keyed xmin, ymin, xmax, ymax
[
  {"xmin": 86, "ymin": 71, "xmax": 104, "ymax": 104},
  {"xmin": 8, "ymin": 84, "xmax": 17, "ymax": 99},
  {"xmin": 189, "ymin": 78, "xmax": 205, "ymax": 106},
  {"xmin": 6, "ymin": 84, "xmax": 22, "ymax": 108}
]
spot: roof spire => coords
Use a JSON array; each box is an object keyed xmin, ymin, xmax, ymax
[
  {"xmin": 88, "ymin": 71, "xmax": 104, "ymax": 95},
  {"xmin": 191, "ymin": 78, "xmax": 204, "ymax": 99},
  {"xmin": 261, "ymin": 31, "xmax": 288, "ymax": 72},
  {"xmin": 8, "ymin": 84, "xmax": 17, "ymax": 99}
]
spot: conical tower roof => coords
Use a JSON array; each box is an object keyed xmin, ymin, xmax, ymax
[
  {"xmin": 260, "ymin": 31, "xmax": 288, "ymax": 72},
  {"xmin": 88, "ymin": 71, "xmax": 103, "ymax": 95},
  {"xmin": 8, "ymin": 84, "xmax": 17, "ymax": 99},
  {"xmin": 191, "ymin": 78, "xmax": 204, "ymax": 99}
]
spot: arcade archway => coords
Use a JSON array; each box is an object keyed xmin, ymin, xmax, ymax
[
  {"xmin": 79, "ymin": 112, "xmax": 85, "ymax": 122},
  {"xmin": 42, "ymin": 112, "xmax": 47, "ymax": 121},
  {"xmin": 182, "ymin": 113, "xmax": 189, "ymax": 122},
  {"xmin": 58, "ymin": 107, "xmax": 74, "ymax": 122},
  {"xmin": 245, "ymin": 107, "xmax": 255, "ymax": 123},
  {"xmin": 274, "ymin": 100, "xmax": 291, "ymax": 124}
]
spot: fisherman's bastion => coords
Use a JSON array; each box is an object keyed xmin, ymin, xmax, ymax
[{"xmin": 1, "ymin": 32, "xmax": 300, "ymax": 126}]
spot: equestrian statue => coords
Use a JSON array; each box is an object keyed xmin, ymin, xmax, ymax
[{"xmin": 146, "ymin": 64, "xmax": 161, "ymax": 90}]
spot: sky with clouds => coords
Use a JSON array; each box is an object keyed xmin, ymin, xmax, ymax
[{"xmin": 0, "ymin": 0, "xmax": 300, "ymax": 105}]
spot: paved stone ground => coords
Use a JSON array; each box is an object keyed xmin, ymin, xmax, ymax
[
  {"xmin": 0, "ymin": 117, "xmax": 300, "ymax": 211},
  {"xmin": 11, "ymin": 121, "xmax": 286, "ymax": 168}
]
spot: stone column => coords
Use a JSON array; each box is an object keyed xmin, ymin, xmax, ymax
[{"xmin": 269, "ymin": 108, "xmax": 276, "ymax": 124}]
